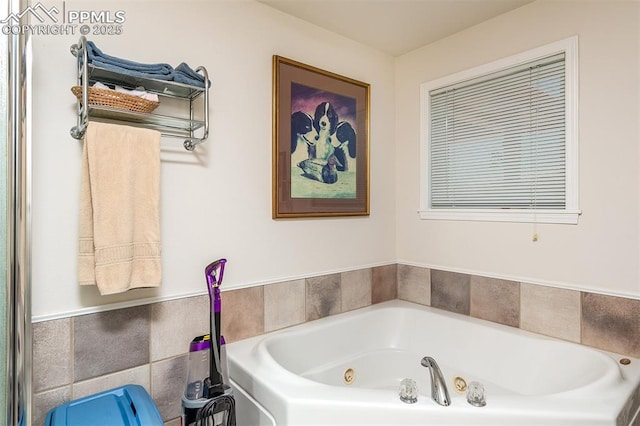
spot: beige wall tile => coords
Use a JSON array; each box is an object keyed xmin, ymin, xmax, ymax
[
  {"xmin": 582, "ymin": 293, "xmax": 640, "ymax": 357},
  {"xmin": 306, "ymin": 274, "xmax": 341, "ymax": 321},
  {"xmin": 397, "ymin": 264, "xmax": 430, "ymax": 306},
  {"xmin": 72, "ymin": 365, "xmax": 151, "ymax": 400},
  {"xmin": 264, "ymin": 279, "xmax": 306, "ymax": 332},
  {"xmin": 33, "ymin": 386, "xmax": 71, "ymax": 426},
  {"xmin": 431, "ymin": 269, "xmax": 470, "ymax": 315},
  {"xmin": 341, "ymin": 268, "xmax": 372, "ymax": 312},
  {"xmin": 470, "ymin": 276, "xmax": 519, "ymax": 327},
  {"xmin": 73, "ymin": 305, "xmax": 150, "ymax": 382},
  {"xmin": 221, "ymin": 286, "xmax": 264, "ymax": 343},
  {"xmin": 151, "ymin": 295, "xmax": 210, "ymax": 362},
  {"xmin": 520, "ymin": 283, "xmax": 581, "ymax": 342},
  {"xmin": 151, "ymin": 355, "xmax": 188, "ymax": 421},
  {"xmin": 372, "ymin": 264, "xmax": 397, "ymax": 303},
  {"xmin": 33, "ymin": 318, "xmax": 72, "ymax": 393}
]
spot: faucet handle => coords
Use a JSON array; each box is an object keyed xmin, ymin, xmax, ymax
[{"xmin": 466, "ymin": 381, "xmax": 487, "ymax": 407}]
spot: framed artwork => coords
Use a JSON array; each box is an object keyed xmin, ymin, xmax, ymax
[{"xmin": 272, "ymin": 55, "xmax": 370, "ymax": 218}]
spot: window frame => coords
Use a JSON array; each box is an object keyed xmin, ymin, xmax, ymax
[{"xmin": 419, "ymin": 36, "xmax": 580, "ymax": 224}]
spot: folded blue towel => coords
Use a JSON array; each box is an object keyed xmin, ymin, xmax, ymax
[
  {"xmin": 85, "ymin": 41, "xmax": 209, "ymax": 88},
  {"xmin": 174, "ymin": 63, "xmax": 210, "ymax": 88},
  {"xmin": 89, "ymin": 60, "xmax": 175, "ymax": 81},
  {"xmin": 86, "ymin": 41, "xmax": 174, "ymax": 77}
]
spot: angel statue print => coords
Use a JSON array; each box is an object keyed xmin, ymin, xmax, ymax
[{"xmin": 290, "ymin": 82, "xmax": 357, "ymax": 199}]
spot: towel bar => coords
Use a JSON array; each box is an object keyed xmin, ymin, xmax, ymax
[{"xmin": 70, "ymin": 36, "xmax": 209, "ymax": 151}]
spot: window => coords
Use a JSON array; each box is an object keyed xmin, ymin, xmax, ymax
[{"xmin": 420, "ymin": 37, "xmax": 580, "ymax": 224}]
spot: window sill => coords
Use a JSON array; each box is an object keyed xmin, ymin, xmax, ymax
[{"xmin": 419, "ymin": 209, "xmax": 581, "ymax": 224}]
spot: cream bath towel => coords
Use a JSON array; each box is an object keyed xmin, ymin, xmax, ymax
[{"xmin": 78, "ymin": 122, "xmax": 162, "ymax": 295}]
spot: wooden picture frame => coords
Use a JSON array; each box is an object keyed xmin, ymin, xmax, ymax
[{"xmin": 272, "ymin": 55, "xmax": 370, "ymax": 218}]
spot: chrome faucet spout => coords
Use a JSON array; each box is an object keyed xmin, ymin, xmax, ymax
[{"xmin": 421, "ymin": 356, "xmax": 451, "ymax": 407}]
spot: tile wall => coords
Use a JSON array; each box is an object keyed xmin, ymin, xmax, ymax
[{"xmin": 32, "ymin": 264, "xmax": 640, "ymax": 425}]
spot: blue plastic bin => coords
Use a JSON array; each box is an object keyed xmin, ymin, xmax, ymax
[{"xmin": 45, "ymin": 384, "xmax": 163, "ymax": 426}]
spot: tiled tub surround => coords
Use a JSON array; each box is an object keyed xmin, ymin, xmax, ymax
[{"xmin": 32, "ymin": 264, "xmax": 639, "ymax": 424}]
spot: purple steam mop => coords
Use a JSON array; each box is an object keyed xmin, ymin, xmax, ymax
[
  {"xmin": 204, "ymin": 258, "xmax": 226, "ymax": 397},
  {"xmin": 182, "ymin": 259, "xmax": 236, "ymax": 426}
]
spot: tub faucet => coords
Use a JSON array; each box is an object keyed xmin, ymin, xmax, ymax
[{"xmin": 421, "ymin": 356, "xmax": 451, "ymax": 407}]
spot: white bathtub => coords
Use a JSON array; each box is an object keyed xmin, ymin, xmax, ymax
[{"xmin": 227, "ymin": 300, "xmax": 640, "ymax": 425}]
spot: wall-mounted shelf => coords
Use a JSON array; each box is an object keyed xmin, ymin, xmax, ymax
[
  {"xmin": 85, "ymin": 104, "xmax": 205, "ymax": 135},
  {"xmin": 70, "ymin": 36, "xmax": 209, "ymax": 151}
]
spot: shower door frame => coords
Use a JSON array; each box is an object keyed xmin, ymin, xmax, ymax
[{"xmin": 4, "ymin": 0, "xmax": 32, "ymax": 424}]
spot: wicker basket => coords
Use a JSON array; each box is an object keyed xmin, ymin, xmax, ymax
[{"xmin": 71, "ymin": 85, "xmax": 159, "ymax": 113}]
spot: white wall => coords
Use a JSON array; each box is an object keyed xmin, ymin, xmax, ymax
[
  {"xmin": 395, "ymin": 1, "xmax": 640, "ymax": 298},
  {"xmin": 31, "ymin": 0, "xmax": 397, "ymax": 319},
  {"xmin": 32, "ymin": 0, "xmax": 640, "ymax": 319}
]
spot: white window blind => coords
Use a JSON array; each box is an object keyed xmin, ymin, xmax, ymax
[
  {"xmin": 429, "ymin": 53, "xmax": 566, "ymax": 210},
  {"xmin": 420, "ymin": 37, "xmax": 580, "ymax": 224}
]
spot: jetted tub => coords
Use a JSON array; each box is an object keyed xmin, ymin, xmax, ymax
[{"xmin": 227, "ymin": 300, "xmax": 640, "ymax": 425}]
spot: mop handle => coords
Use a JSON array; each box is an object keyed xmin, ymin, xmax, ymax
[{"xmin": 205, "ymin": 259, "xmax": 227, "ymax": 395}]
